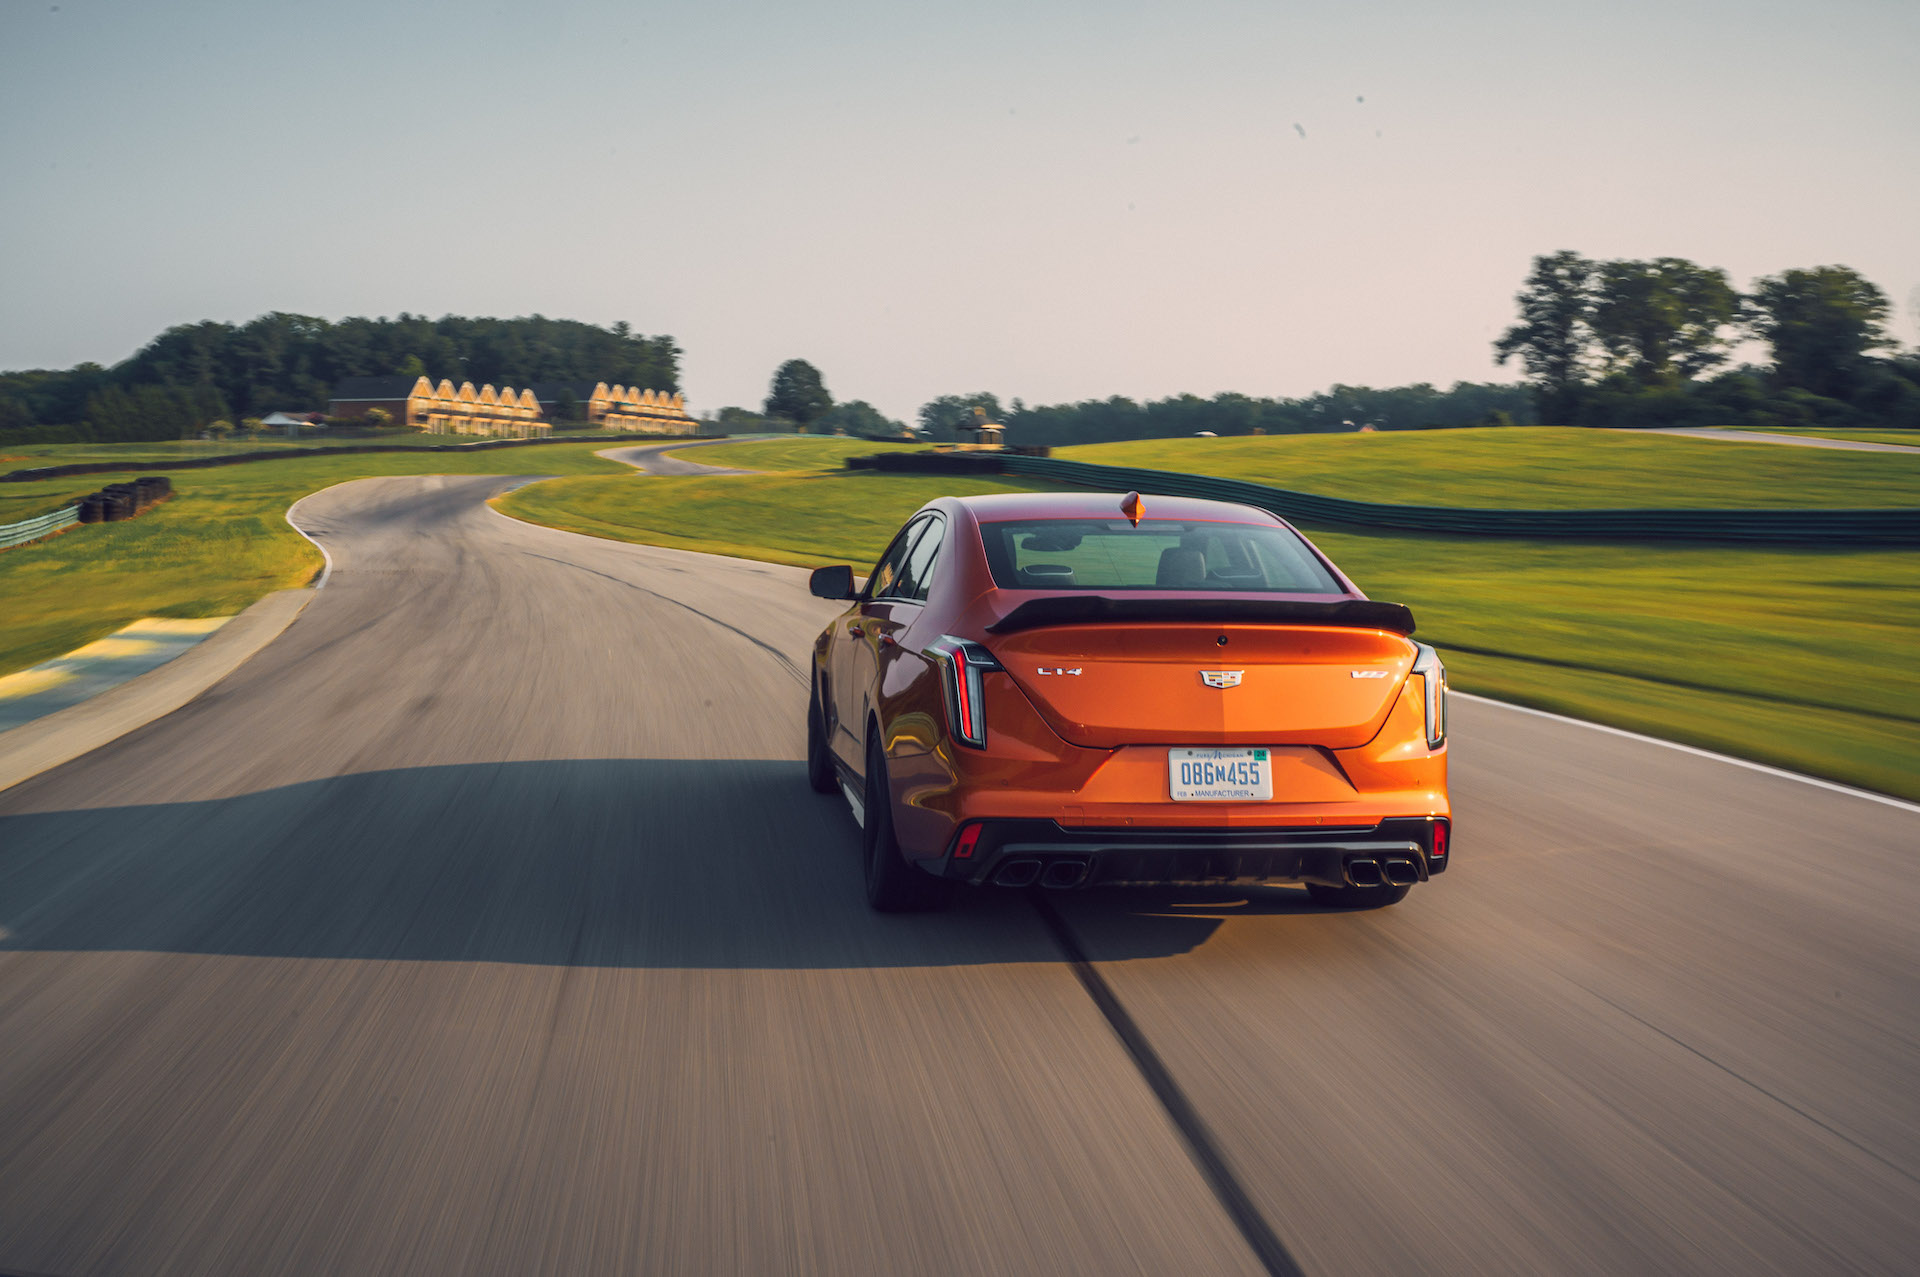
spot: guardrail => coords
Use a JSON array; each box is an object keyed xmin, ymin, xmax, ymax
[
  {"xmin": 0, "ymin": 504, "xmax": 80, "ymax": 550},
  {"xmin": 848, "ymin": 451, "xmax": 1920, "ymax": 545}
]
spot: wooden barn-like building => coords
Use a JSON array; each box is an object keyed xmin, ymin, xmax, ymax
[{"xmin": 327, "ymin": 376, "xmax": 694, "ymax": 438}]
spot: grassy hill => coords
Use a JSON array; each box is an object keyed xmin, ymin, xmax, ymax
[{"xmin": 1060, "ymin": 428, "xmax": 1920, "ymax": 509}]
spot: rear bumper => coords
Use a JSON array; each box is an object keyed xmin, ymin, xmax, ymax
[{"xmin": 935, "ymin": 816, "xmax": 1450, "ymax": 888}]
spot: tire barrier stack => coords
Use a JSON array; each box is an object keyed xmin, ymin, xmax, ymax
[
  {"xmin": 76, "ymin": 475, "xmax": 170, "ymax": 524},
  {"xmin": 843, "ymin": 452, "xmax": 1920, "ymax": 546}
]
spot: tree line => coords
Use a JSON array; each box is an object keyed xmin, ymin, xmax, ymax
[
  {"xmin": 739, "ymin": 256, "xmax": 1915, "ymax": 447},
  {"xmin": 1495, "ymin": 252, "xmax": 1918, "ymax": 428},
  {"xmin": 918, "ymin": 382, "xmax": 1535, "ymax": 445},
  {"xmin": 725, "ymin": 359, "xmax": 1534, "ymax": 445},
  {"xmin": 0, "ymin": 313, "xmax": 682, "ymax": 445}
]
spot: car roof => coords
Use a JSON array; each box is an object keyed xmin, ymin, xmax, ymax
[{"xmin": 943, "ymin": 490, "xmax": 1283, "ymax": 524}]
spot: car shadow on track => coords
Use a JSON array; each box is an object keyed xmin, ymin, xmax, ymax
[{"xmin": 0, "ymin": 759, "xmax": 1342, "ymax": 969}]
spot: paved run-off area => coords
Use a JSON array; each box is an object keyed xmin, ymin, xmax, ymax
[
  {"xmin": 0, "ymin": 617, "xmax": 230, "ymax": 732},
  {"xmin": 0, "ymin": 475, "xmax": 1914, "ymax": 1275}
]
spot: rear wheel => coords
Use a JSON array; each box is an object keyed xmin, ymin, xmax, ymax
[
  {"xmin": 806, "ymin": 680, "xmax": 838, "ymax": 794},
  {"xmin": 863, "ymin": 733, "xmax": 952, "ymax": 912},
  {"xmin": 1306, "ymin": 882, "xmax": 1411, "ymax": 909}
]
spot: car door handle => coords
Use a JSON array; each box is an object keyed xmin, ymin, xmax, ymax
[
  {"xmin": 847, "ymin": 622, "xmax": 865, "ymax": 637},
  {"xmin": 878, "ymin": 632, "xmax": 898, "ymax": 648}
]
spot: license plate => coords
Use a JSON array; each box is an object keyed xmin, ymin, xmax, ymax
[{"xmin": 1169, "ymin": 748, "xmax": 1272, "ymax": 801}]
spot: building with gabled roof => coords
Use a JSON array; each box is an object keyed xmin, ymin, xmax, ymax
[{"xmin": 328, "ymin": 374, "xmax": 694, "ymax": 438}]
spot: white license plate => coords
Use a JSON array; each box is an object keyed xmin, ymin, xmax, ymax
[{"xmin": 1169, "ymin": 748, "xmax": 1273, "ymax": 801}]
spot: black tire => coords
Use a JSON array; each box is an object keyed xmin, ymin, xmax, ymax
[
  {"xmin": 862, "ymin": 733, "xmax": 953, "ymax": 912},
  {"xmin": 806, "ymin": 680, "xmax": 838, "ymax": 794},
  {"xmin": 1306, "ymin": 882, "xmax": 1412, "ymax": 909}
]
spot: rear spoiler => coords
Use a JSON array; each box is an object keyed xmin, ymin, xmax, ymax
[{"xmin": 985, "ymin": 596, "xmax": 1416, "ymax": 636}]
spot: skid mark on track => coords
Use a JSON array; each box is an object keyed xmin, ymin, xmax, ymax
[
  {"xmin": 517, "ymin": 551, "xmax": 807, "ymax": 687},
  {"xmin": 1574, "ymin": 980, "xmax": 1920, "ymax": 1190},
  {"xmin": 1032, "ymin": 897, "xmax": 1306, "ymax": 1277}
]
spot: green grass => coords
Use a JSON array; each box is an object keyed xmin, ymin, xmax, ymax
[
  {"xmin": 496, "ymin": 468, "xmax": 1031, "ymax": 568},
  {"xmin": 1307, "ymin": 528, "xmax": 1920, "ymax": 800},
  {"xmin": 498, "ymin": 452, "xmax": 1920, "ymax": 799},
  {"xmin": 0, "ymin": 435, "xmax": 431, "ymax": 469},
  {"xmin": 0, "ymin": 444, "xmax": 630, "ymax": 677},
  {"xmin": 0, "ymin": 481, "xmax": 100, "ymax": 525},
  {"xmin": 0, "ymin": 425, "xmax": 675, "ymax": 474},
  {"xmin": 1060, "ymin": 427, "xmax": 1920, "ymax": 508}
]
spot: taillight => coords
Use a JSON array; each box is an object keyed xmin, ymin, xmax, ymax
[
  {"xmin": 1430, "ymin": 819, "xmax": 1449, "ymax": 860},
  {"xmin": 924, "ymin": 635, "xmax": 1002, "ymax": 749},
  {"xmin": 952, "ymin": 823, "xmax": 984, "ymax": 859},
  {"xmin": 1411, "ymin": 643, "xmax": 1447, "ymax": 748}
]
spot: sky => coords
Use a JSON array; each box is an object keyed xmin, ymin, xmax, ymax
[{"xmin": 2, "ymin": 0, "xmax": 1916, "ymax": 422}]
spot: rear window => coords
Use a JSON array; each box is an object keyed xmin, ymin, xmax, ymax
[{"xmin": 979, "ymin": 518, "xmax": 1343, "ymax": 593}]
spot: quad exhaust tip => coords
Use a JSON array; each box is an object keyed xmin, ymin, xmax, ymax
[
  {"xmin": 1382, "ymin": 858, "xmax": 1420, "ymax": 887},
  {"xmin": 1346, "ymin": 858, "xmax": 1383, "ymax": 888},
  {"xmin": 994, "ymin": 859, "xmax": 1042, "ymax": 888},
  {"xmin": 1041, "ymin": 858, "xmax": 1090, "ymax": 889}
]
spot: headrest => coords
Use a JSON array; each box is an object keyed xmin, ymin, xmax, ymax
[{"xmin": 1156, "ymin": 547, "xmax": 1207, "ymax": 588}]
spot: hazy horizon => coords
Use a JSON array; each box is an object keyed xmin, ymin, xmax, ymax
[{"xmin": 4, "ymin": 0, "xmax": 1915, "ymax": 422}]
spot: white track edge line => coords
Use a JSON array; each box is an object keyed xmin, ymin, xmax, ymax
[
  {"xmin": 284, "ymin": 489, "xmax": 338, "ymax": 590},
  {"xmin": 1455, "ymin": 691, "xmax": 1920, "ymax": 815}
]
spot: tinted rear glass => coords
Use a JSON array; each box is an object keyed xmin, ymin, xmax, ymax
[{"xmin": 979, "ymin": 519, "xmax": 1343, "ymax": 593}]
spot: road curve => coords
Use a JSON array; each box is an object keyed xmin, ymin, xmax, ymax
[
  {"xmin": 0, "ymin": 475, "xmax": 1915, "ymax": 1276},
  {"xmin": 1635, "ymin": 426, "xmax": 1920, "ymax": 453},
  {"xmin": 598, "ymin": 437, "xmax": 755, "ymax": 475}
]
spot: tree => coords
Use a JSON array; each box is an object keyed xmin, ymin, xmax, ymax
[
  {"xmin": 1588, "ymin": 258, "xmax": 1740, "ymax": 384},
  {"xmin": 717, "ymin": 405, "xmax": 784, "ymax": 432},
  {"xmin": 205, "ymin": 419, "xmax": 234, "ymax": 440},
  {"xmin": 241, "ymin": 416, "xmax": 264, "ymax": 438},
  {"xmin": 917, "ymin": 393, "xmax": 1003, "ymax": 441},
  {"xmin": 813, "ymin": 400, "xmax": 908, "ymax": 437},
  {"xmin": 363, "ymin": 407, "xmax": 394, "ymax": 430},
  {"xmin": 1494, "ymin": 251, "xmax": 1597, "ymax": 423},
  {"xmin": 765, "ymin": 360, "xmax": 832, "ymax": 427},
  {"xmin": 1747, "ymin": 266, "xmax": 1894, "ymax": 400}
]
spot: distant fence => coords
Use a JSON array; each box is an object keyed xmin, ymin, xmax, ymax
[
  {"xmin": 0, "ymin": 431, "xmax": 718, "ymax": 484},
  {"xmin": 0, "ymin": 505, "xmax": 79, "ymax": 550},
  {"xmin": 847, "ymin": 451, "xmax": 1920, "ymax": 545}
]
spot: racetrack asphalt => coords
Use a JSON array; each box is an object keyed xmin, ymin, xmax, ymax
[
  {"xmin": 0, "ymin": 474, "xmax": 1914, "ymax": 1276},
  {"xmin": 598, "ymin": 437, "xmax": 756, "ymax": 474},
  {"xmin": 1636, "ymin": 426, "xmax": 1920, "ymax": 453}
]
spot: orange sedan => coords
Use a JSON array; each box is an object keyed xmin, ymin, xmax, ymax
[{"xmin": 806, "ymin": 490, "xmax": 1450, "ymax": 911}]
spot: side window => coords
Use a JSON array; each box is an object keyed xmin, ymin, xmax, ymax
[
  {"xmin": 868, "ymin": 517, "xmax": 928, "ymax": 600},
  {"xmin": 894, "ymin": 515, "xmax": 945, "ymax": 602}
]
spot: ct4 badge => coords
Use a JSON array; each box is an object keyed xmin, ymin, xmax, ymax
[{"xmin": 1037, "ymin": 667, "xmax": 1082, "ymax": 676}]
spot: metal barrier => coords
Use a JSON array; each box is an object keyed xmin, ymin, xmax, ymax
[
  {"xmin": 994, "ymin": 455, "xmax": 1920, "ymax": 545},
  {"xmin": 0, "ymin": 505, "xmax": 80, "ymax": 550}
]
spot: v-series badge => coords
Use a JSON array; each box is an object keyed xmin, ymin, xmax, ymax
[{"xmin": 1036, "ymin": 667, "xmax": 1082, "ymax": 676}]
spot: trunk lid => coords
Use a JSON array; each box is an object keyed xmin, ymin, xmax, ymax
[{"xmin": 988, "ymin": 623, "xmax": 1415, "ymax": 749}]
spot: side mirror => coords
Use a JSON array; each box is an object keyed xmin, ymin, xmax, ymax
[{"xmin": 809, "ymin": 564, "xmax": 857, "ymax": 600}]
